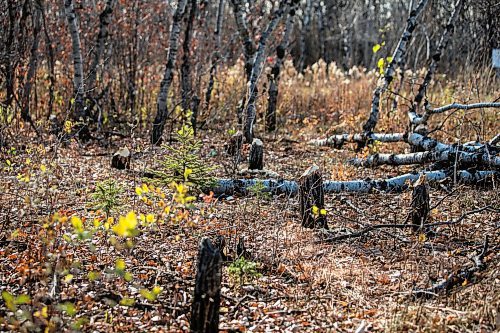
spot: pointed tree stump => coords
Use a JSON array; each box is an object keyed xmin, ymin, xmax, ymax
[
  {"xmin": 410, "ymin": 174, "xmax": 430, "ymax": 231},
  {"xmin": 249, "ymin": 138, "xmax": 264, "ymax": 170},
  {"xmin": 190, "ymin": 237, "xmax": 222, "ymax": 333},
  {"xmin": 226, "ymin": 130, "xmax": 243, "ymax": 157},
  {"xmin": 299, "ymin": 165, "xmax": 327, "ymax": 229},
  {"xmin": 111, "ymin": 146, "xmax": 131, "ymax": 170}
]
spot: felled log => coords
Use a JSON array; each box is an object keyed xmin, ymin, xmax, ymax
[
  {"xmin": 349, "ymin": 148, "xmax": 500, "ymax": 168},
  {"xmin": 210, "ymin": 169, "xmax": 498, "ymax": 196},
  {"xmin": 190, "ymin": 237, "xmax": 222, "ymax": 333},
  {"xmin": 249, "ymin": 138, "xmax": 263, "ymax": 170},
  {"xmin": 299, "ymin": 165, "xmax": 327, "ymax": 229},
  {"xmin": 308, "ymin": 132, "xmax": 405, "ymax": 148},
  {"xmin": 111, "ymin": 146, "xmax": 131, "ymax": 170},
  {"xmin": 410, "ymin": 175, "xmax": 429, "ymax": 230}
]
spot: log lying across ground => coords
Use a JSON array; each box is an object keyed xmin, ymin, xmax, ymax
[
  {"xmin": 210, "ymin": 169, "xmax": 497, "ymax": 196},
  {"xmin": 349, "ymin": 148, "xmax": 500, "ymax": 168}
]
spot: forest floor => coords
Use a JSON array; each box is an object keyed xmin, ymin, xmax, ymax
[{"xmin": 1, "ymin": 67, "xmax": 499, "ymax": 332}]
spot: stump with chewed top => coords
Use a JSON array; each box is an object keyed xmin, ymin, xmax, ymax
[
  {"xmin": 299, "ymin": 165, "xmax": 327, "ymax": 229},
  {"xmin": 226, "ymin": 131, "xmax": 243, "ymax": 157},
  {"xmin": 249, "ymin": 138, "xmax": 264, "ymax": 170},
  {"xmin": 410, "ymin": 174, "xmax": 429, "ymax": 231},
  {"xmin": 190, "ymin": 238, "xmax": 222, "ymax": 333},
  {"xmin": 111, "ymin": 147, "xmax": 131, "ymax": 170}
]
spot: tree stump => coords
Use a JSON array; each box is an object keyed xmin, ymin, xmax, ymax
[
  {"xmin": 299, "ymin": 165, "xmax": 327, "ymax": 229},
  {"xmin": 410, "ymin": 174, "xmax": 429, "ymax": 231},
  {"xmin": 249, "ymin": 138, "xmax": 264, "ymax": 170},
  {"xmin": 111, "ymin": 146, "xmax": 131, "ymax": 170},
  {"xmin": 226, "ymin": 131, "xmax": 243, "ymax": 157},
  {"xmin": 190, "ymin": 237, "xmax": 222, "ymax": 333}
]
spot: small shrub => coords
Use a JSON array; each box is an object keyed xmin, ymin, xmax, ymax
[
  {"xmin": 152, "ymin": 125, "xmax": 214, "ymax": 191},
  {"xmin": 91, "ymin": 179, "xmax": 123, "ymax": 216},
  {"xmin": 228, "ymin": 257, "xmax": 261, "ymax": 285}
]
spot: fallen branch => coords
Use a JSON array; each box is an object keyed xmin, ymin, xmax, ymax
[
  {"xmin": 210, "ymin": 169, "xmax": 497, "ymax": 196},
  {"xmin": 320, "ymin": 206, "xmax": 495, "ymax": 243},
  {"xmin": 413, "ymin": 236, "xmax": 490, "ymax": 298}
]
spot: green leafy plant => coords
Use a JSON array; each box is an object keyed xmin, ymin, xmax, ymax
[
  {"xmin": 248, "ymin": 180, "xmax": 271, "ymax": 200},
  {"xmin": 152, "ymin": 125, "xmax": 215, "ymax": 190},
  {"xmin": 91, "ymin": 179, "xmax": 123, "ymax": 216},
  {"xmin": 228, "ymin": 257, "xmax": 261, "ymax": 285}
]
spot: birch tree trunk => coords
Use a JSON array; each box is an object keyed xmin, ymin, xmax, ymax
[
  {"xmin": 87, "ymin": 0, "xmax": 116, "ymax": 96},
  {"xmin": 180, "ymin": 0, "xmax": 198, "ymax": 121},
  {"xmin": 408, "ymin": 0, "xmax": 462, "ymax": 128},
  {"xmin": 265, "ymin": 4, "xmax": 294, "ymax": 132},
  {"xmin": 243, "ymin": 3, "xmax": 288, "ymax": 142},
  {"xmin": 64, "ymin": 0, "xmax": 86, "ymax": 121},
  {"xmin": 204, "ymin": 0, "xmax": 225, "ymax": 111},
  {"xmin": 21, "ymin": 2, "xmax": 42, "ymax": 123},
  {"xmin": 361, "ymin": 0, "xmax": 429, "ymax": 139},
  {"xmin": 151, "ymin": 0, "xmax": 188, "ymax": 145}
]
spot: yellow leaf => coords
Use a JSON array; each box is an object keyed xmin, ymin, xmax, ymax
[
  {"xmin": 64, "ymin": 274, "xmax": 74, "ymax": 283},
  {"xmin": 112, "ymin": 211, "xmax": 137, "ymax": 237},
  {"xmin": 40, "ymin": 164, "xmax": 47, "ymax": 172},
  {"xmin": 115, "ymin": 259, "xmax": 126, "ymax": 271},
  {"xmin": 372, "ymin": 44, "xmax": 381, "ymax": 53},
  {"xmin": 462, "ymin": 279, "xmax": 468, "ymax": 286},
  {"xmin": 71, "ymin": 216, "xmax": 84, "ymax": 233},
  {"xmin": 418, "ymin": 233, "xmax": 427, "ymax": 243},
  {"xmin": 184, "ymin": 168, "xmax": 193, "ymax": 181},
  {"xmin": 320, "ymin": 208, "xmax": 327, "ymax": 216},
  {"xmin": 146, "ymin": 214, "xmax": 155, "ymax": 223},
  {"xmin": 135, "ymin": 187, "xmax": 143, "ymax": 196},
  {"xmin": 141, "ymin": 184, "xmax": 149, "ymax": 193},
  {"xmin": 386, "ymin": 56, "xmax": 393, "ymax": 64},
  {"xmin": 152, "ymin": 286, "xmax": 162, "ymax": 295},
  {"xmin": 312, "ymin": 205, "xmax": 319, "ymax": 216}
]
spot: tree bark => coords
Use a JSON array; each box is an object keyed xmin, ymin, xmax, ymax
[
  {"xmin": 151, "ymin": 0, "xmax": 188, "ymax": 145},
  {"xmin": 190, "ymin": 237, "xmax": 222, "ymax": 333}
]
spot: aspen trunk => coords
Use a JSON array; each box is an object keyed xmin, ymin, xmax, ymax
[
  {"xmin": 64, "ymin": 0, "xmax": 86, "ymax": 121},
  {"xmin": 151, "ymin": 0, "xmax": 188, "ymax": 144}
]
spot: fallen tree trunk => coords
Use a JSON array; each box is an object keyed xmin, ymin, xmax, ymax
[
  {"xmin": 309, "ymin": 133, "xmax": 405, "ymax": 148},
  {"xmin": 210, "ymin": 169, "xmax": 497, "ymax": 196},
  {"xmin": 349, "ymin": 147, "xmax": 500, "ymax": 168}
]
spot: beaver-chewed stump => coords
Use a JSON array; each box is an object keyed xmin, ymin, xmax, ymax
[
  {"xmin": 111, "ymin": 146, "xmax": 131, "ymax": 170},
  {"xmin": 190, "ymin": 237, "xmax": 222, "ymax": 333},
  {"xmin": 410, "ymin": 174, "xmax": 430, "ymax": 231},
  {"xmin": 249, "ymin": 138, "xmax": 264, "ymax": 170},
  {"xmin": 299, "ymin": 165, "xmax": 328, "ymax": 229},
  {"xmin": 226, "ymin": 130, "xmax": 243, "ymax": 157}
]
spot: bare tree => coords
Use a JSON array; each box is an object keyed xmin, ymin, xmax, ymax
[{"xmin": 151, "ymin": 0, "xmax": 188, "ymax": 145}]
